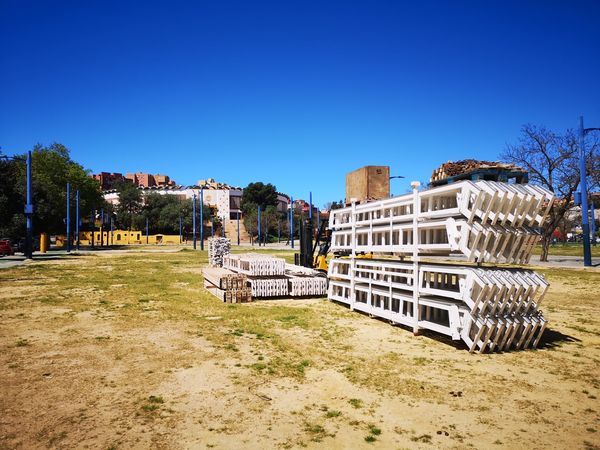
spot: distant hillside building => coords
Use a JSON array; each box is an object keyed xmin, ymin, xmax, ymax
[
  {"xmin": 125, "ymin": 172, "xmax": 175, "ymax": 188},
  {"xmin": 103, "ymin": 178, "xmax": 290, "ymax": 222},
  {"xmin": 92, "ymin": 172, "xmax": 128, "ymax": 190},
  {"xmin": 92, "ymin": 171, "xmax": 176, "ymax": 190}
]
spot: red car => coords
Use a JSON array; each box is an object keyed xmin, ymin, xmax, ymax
[{"xmin": 0, "ymin": 239, "xmax": 14, "ymax": 256}]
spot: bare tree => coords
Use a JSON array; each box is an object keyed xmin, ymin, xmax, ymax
[{"xmin": 502, "ymin": 124, "xmax": 600, "ymax": 261}]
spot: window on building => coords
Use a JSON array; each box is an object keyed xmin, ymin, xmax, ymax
[{"xmin": 117, "ymin": 234, "xmax": 121, "ymax": 240}]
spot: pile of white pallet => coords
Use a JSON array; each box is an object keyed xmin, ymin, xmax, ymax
[
  {"xmin": 208, "ymin": 237, "xmax": 231, "ymax": 267},
  {"xmin": 202, "ymin": 253, "xmax": 328, "ymax": 299},
  {"xmin": 327, "ymin": 180, "xmax": 554, "ymax": 353},
  {"xmin": 330, "ymin": 181, "xmax": 553, "ymax": 264}
]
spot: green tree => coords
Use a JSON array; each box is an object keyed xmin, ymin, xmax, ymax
[
  {"xmin": 242, "ymin": 202, "xmax": 258, "ymax": 242},
  {"xmin": 0, "ymin": 143, "xmax": 104, "ymax": 239},
  {"xmin": 241, "ymin": 182, "xmax": 278, "ymax": 213},
  {"xmin": 137, "ymin": 193, "xmax": 210, "ymax": 235},
  {"xmin": 115, "ymin": 181, "xmax": 142, "ymax": 230}
]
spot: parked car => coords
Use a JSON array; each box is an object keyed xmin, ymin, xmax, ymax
[
  {"xmin": 0, "ymin": 239, "xmax": 14, "ymax": 256},
  {"xmin": 10, "ymin": 237, "xmax": 40, "ymax": 254}
]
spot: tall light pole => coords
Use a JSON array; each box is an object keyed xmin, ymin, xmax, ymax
[
  {"xmin": 192, "ymin": 193, "xmax": 197, "ymax": 249},
  {"xmin": 110, "ymin": 215, "xmax": 114, "ymax": 245},
  {"xmin": 237, "ymin": 211, "xmax": 241, "ymax": 245},
  {"xmin": 25, "ymin": 151, "xmax": 33, "ymax": 258},
  {"xmin": 66, "ymin": 182, "xmax": 71, "ymax": 252},
  {"xmin": 290, "ymin": 197, "xmax": 294, "ymax": 249},
  {"xmin": 75, "ymin": 190, "xmax": 80, "ymax": 250},
  {"xmin": 3, "ymin": 152, "xmax": 35, "ymax": 258},
  {"xmin": 100, "ymin": 208, "xmax": 104, "ymax": 247},
  {"xmin": 200, "ymin": 188, "xmax": 204, "ymax": 250},
  {"xmin": 257, "ymin": 205, "xmax": 261, "ymax": 247},
  {"xmin": 591, "ymin": 200, "xmax": 596, "ymax": 246},
  {"xmin": 579, "ymin": 116, "xmax": 600, "ymax": 267}
]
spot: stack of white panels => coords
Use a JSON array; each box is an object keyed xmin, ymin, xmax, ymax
[
  {"xmin": 223, "ymin": 253, "xmax": 286, "ymax": 276},
  {"xmin": 329, "ymin": 180, "xmax": 553, "ymax": 263},
  {"xmin": 331, "ymin": 219, "xmax": 539, "ymax": 264},
  {"xmin": 208, "ymin": 237, "xmax": 231, "ymax": 267},
  {"xmin": 288, "ymin": 275, "xmax": 328, "ymax": 296},
  {"xmin": 219, "ymin": 254, "xmax": 326, "ymax": 298},
  {"xmin": 248, "ymin": 278, "xmax": 289, "ymax": 297},
  {"xmin": 327, "ymin": 180, "xmax": 554, "ymax": 353},
  {"xmin": 328, "ymin": 258, "xmax": 548, "ymax": 352}
]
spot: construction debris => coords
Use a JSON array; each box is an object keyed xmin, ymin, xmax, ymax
[
  {"xmin": 208, "ymin": 237, "xmax": 231, "ymax": 267},
  {"xmin": 430, "ymin": 159, "xmax": 528, "ymax": 186},
  {"xmin": 327, "ymin": 180, "xmax": 555, "ymax": 353}
]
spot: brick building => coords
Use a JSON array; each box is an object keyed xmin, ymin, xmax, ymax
[
  {"xmin": 92, "ymin": 171, "xmax": 176, "ymax": 190},
  {"xmin": 92, "ymin": 172, "xmax": 128, "ymax": 190}
]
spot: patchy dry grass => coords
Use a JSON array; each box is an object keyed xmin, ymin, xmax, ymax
[{"xmin": 0, "ymin": 248, "xmax": 599, "ymax": 449}]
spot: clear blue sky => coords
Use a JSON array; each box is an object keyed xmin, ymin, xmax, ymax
[{"xmin": 1, "ymin": 1, "xmax": 599, "ymax": 207}]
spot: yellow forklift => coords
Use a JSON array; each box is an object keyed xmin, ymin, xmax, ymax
[{"xmin": 296, "ymin": 216, "xmax": 370, "ymax": 274}]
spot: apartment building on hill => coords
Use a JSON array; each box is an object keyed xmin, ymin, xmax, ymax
[{"xmin": 92, "ymin": 171, "xmax": 176, "ymax": 190}]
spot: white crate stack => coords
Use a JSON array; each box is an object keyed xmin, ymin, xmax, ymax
[
  {"xmin": 208, "ymin": 237, "xmax": 231, "ymax": 267},
  {"xmin": 221, "ymin": 253, "xmax": 327, "ymax": 298},
  {"xmin": 223, "ymin": 253, "xmax": 286, "ymax": 276},
  {"xmin": 327, "ymin": 180, "xmax": 554, "ymax": 353}
]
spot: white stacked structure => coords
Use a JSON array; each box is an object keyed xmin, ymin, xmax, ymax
[
  {"xmin": 327, "ymin": 180, "xmax": 555, "ymax": 353},
  {"xmin": 221, "ymin": 253, "xmax": 328, "ymax": 298},
  {"xmin": 208, "ymin": 237, "xmax": 231, "ymax": 267},
  {"xmin": 223, "ymin": 253, "xmax": 286, "ymax": 276}
]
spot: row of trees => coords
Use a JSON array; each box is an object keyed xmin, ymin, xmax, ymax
[
  {"xmin": 110, "ymin": 181, "xmax": 212, "ymax": 235},
  {"xmin": 241, "ymin": 182, "xmax": 287, "ymax": 242},
  {"xmin": 0, "ymin": 143, "xmax": 214, "ymax": 241},
  {"xmin": 0, "ymin": 144, "xmax": 104, "ymax": 239},
  {"xmin": 240, "ymin": 182, "xmax": 330, "ymax": 243}
]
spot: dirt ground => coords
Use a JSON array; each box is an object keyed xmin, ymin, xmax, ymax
[{"xmin": 0, "ymin": 249, "xmax": 599, "ymax": 450}]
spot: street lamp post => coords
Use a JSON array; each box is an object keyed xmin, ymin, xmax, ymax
[
  {"xmin": 257, "ymin": 205, "xmax": 261, "ymax": 247},
  {"xmin": 3, "ymin": 152, "xmax": 34, "ymax": 258},
  {"xmin": 591, "ymin": 201, "xmax": 596, "ymax": 246},
  {"xmin": 200, "ymin": 188, "xmax": 204, "ymax": 250},
  {"xmin": 290, "ymin": 197, "xmax": 294, "ymax": 249},
  {"xmin": 25, "ymin": 151, "xmax": 33, "ymax": 258},
  {"xmin": 192, "ymin": 193, "xmax": 197, "ymax": 249},
  {"xmin": 579, "ymin": 116, "xmax": 600, "ymax": 267},
  {"xmin": 99, "ymin": 208, "xmax": 104, "ymax": 247},
  {"xmin": 237, "ymin": 211, "xmax": 241, "ymax": 246},
  {"xmin": 75, "ymin": 190, "xmax": 80, "ymax": 250},
  {"xmin": 66, "ymin": 182, "xmax": 71, "ymax": 252}
]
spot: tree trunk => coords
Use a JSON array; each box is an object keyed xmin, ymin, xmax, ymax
[{"xmin": 540, "ymin": 234, "xmax": 551, "ymax": 262}]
